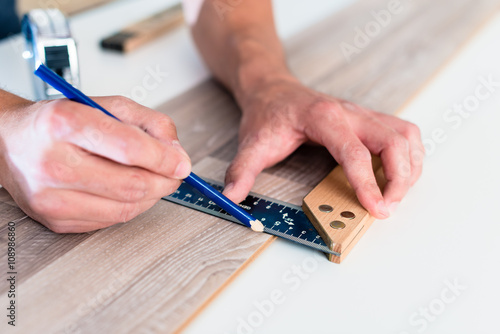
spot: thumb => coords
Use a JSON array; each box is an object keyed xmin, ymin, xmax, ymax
[{"xmin": 223, "ymin": 143, "xmax": 270, "ymax": 204}]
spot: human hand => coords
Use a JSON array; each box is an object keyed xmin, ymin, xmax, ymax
[
  {"xmin": 0, "ymin": 96, "xmax": 191, "ymax": 232},
  {"xmin": 222, "ymin": 77, "xmax": 424, "ymax": 219}
]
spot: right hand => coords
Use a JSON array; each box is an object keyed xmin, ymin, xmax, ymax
[
  {"xmin": 222, "ymin": 77, "xmax": 425, "ymax": 218},
  {"xmin": 0, "ymin": 96, "xmax": 191, "ymax": 233}
]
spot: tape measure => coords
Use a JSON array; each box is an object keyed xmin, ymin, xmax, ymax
[
  {"xmin": 22, "ymin": 9, "xmax": 80, "ymax": 100},
  {"xmin": 163, "ymin": 179, "xmax": 338, "ymax": 256}
]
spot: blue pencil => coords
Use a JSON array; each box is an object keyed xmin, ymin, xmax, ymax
[{"xmin": 34, "ymin": 64, "xmax": 264, "ymax": 232}]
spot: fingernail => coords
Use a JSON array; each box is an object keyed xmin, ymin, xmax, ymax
[
  {"xmin": 172, "ymin": 140, "xmax": 189, "ymax": 159},
  {"xmin": 388, "ymin": 202, "xmax": 399, "ymax": 215},
  {"xmin": 377, "ymin": 201, "xmax": 390, "ymax": 218},
  {"xmin": 174, "ymin": 161, "xmax": 191, "ymax": 179}
]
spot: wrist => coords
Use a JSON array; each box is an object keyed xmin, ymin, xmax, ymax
[
  {"xmin": 230, "ymin": 38, "xmax": 298, "ymax": 106},
  {"xmin": 0, "ymin": 90, "xmax": 34, "ymax": 185},
  {"xmin": 0, "ymin": 90, "xmax": 34, "ymax": 134}
]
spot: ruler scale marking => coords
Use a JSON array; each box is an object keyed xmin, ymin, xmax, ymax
[{"xmin": 162, "ymin": 179, "xmax": 339, "ymax": 255}]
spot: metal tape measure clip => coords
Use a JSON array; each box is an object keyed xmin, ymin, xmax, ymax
[{"xmin": 22, "ymin": 8, "xmax": 80, "ymax": 100}]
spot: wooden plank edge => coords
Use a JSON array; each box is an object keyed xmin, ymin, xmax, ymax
[
  {"xmin": 173, "ymin": 236, "xmax": 277, "ymax": 334},
  {"xmin": 393, "ymin": 6, "xmax": 500, "ymax": 117}
]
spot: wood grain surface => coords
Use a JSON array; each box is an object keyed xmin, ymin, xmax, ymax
[
  {"xmin": 302, "ymin": 157, "xmax": 386, "ymax": 263},
  {"xmin": 17, "ymin": 0, "xmax": 115, "ymax": 15},
  {"xmin": 1, "ymin": 0, "xmax": 499, "ymax": 332}
]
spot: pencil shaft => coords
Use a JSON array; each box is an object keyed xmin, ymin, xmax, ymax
[
  {"xmin": 184, "ymin": 173, "xmax": 253, "ymax": 227},
  {"xmin": 34, "ymin": 64, "xmax": 119, "ymax": 120}
]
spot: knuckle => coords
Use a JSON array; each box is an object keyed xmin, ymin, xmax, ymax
[
  {"xmin": 411, "ymin": 145, "xmax": 426, "ymax": 165},
  {"xmin": 342, "ymin": 143, "xmax": 371, "ymax": 163},
  {"xmin": 410, "ymin": 167, "xmax": 423, "ymax": 185},
  {"xmin": 113, "ymin": 95, "xmax": 134, "ymax": 108},
  {"xmin": 226, "ymin": 153, "xmax": 254, "ymax": 179},
  {"xmin": 309, "ymin": 100, "xmax": 341, "ymax": 120},
  {"xmin": 115, "ymin": 95, "xmax": 133, "ymax": 104},
  {"xmin": 107, "ymin": 96, "xmax": 134, "ymax": 115},
  {"xmin": 148, "ymin": 143, "xmax": 169, "ymax": 173},
  {"xmin": 47, "ymin": 222, "xmax": 72, "ymax": 234},
  {"xmin": 156, "ymin": 114, "xmax": 176, "ymax": 132},
  {"xmin": 395, "ymin": 161, "xmax": 412, "ymax": 180},
  {"xmin": 169, "ymin": 180, "xmax": 182, "ymax": 195},
  {"xmin": 253, "ymin": 128, "xmax": 275, "ymax": 145},
  {"xmin": 119, "ymin": 131, "xmax": 144, "ymax": 164},
  {"xmin": 37, "ymin": 100, "xmax": 75, "ymax": 131},
  {"xmin": 403, "ymin": 123, "xmax": 422, "ymax": 140},
  {"xmin": 340, "ymin": 100, "xmax": 366, "ymax": 114},
  {"xmin": 227, "ymin": 159, "xmax": 245, "ymax": 176},
  {"xmin": 352, "ymin": 177, "xmax": 377, "ymax": 192},
  {"xmin": 30, "ymin": 191, "xmax": 62, "ymax": 220},
  {"xmin": 117, "ymin": 202, "xmax": 141, "ymax": 223},
  {"xmin": 40, "ymin": 158, "xmax": 77, "ymax": 184},
  {"xmin": 118, "ymin": 172, "xmax": 147, "ymax": 201},
  {"xmin": 387, "ymin": 134, "xmax": 409, "ymax": 151},
  {"xmin": 161, "ymin": 179, "xmax": 182, "ymax": 197}
]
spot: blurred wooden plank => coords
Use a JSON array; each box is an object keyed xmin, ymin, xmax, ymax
[
  {"xmin": 17, "ymin": 0, "xmax": 115, "ymax": 15},
  {"xmin": 1, "ymin": 0, "xmax": 499, "ymax": 333},
  {"xmin": 287, "ymin": 0, "xmax": 500, "ymax": 113}
]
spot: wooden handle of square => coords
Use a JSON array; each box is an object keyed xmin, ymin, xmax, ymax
[{"xmin": 302, "ymin": 157, "xmax": 386, "ymax": 263}]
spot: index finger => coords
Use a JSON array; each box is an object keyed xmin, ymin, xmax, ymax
[
  {"xmin": 92, "ymin": 96, "xmax": 180, "ymax": 145},
  {"xmin": 41, "ymin": 100, "xmax": 191, "ymax": 179},
  {"xmin": 305, "ymin": 111, "xmax": 389, "ymax": 219}
]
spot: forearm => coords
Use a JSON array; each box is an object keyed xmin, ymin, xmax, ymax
[
  {"xmin": 0, "ymin": 89, "xmax": 34, "ymax": 151},
  {"xmin": 0, "ymin": 89, "xmax": 33, "ymax": 114},
  {"xmin": 191, "ymin": 0, "xmax": 296, "ymax": 105}
]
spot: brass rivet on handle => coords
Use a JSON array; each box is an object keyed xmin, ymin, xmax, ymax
[
  {"xmin": 330, "ymin": 221, "xmax": 346, "ymax": 229},
  {"xmin": 319, "ymin": 204, "xmax": 333, "ymax": 213},
  {"xmin": 340, "ymin": 211, "xmax": 355, "ymax": 219}
]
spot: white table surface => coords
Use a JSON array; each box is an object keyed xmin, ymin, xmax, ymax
[{"xmin": 1, "ymin": 1, "xmax": 499, "ymax": 334}]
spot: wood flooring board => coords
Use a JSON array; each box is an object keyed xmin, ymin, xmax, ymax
[
  {"xmin": 331, "ymin": 0, "xmax": 498, "ymax": 112},
  {"xmin": 0, "ymin": 203, "xmax": 27, "ymax": 291},
  {"xmin": 0, "ymin": 217, "xmax": 94, "ymax": 290},
  {"xmin": 0, "ymin": 202, "xmax": 26, "ymax": 228},
  {"xmin": 63, "ymin": 220, "xmax": 268, "ymax": 334},
  {"xmin": 165, "ymin": 80, "xmax": 241, "ymax": 165},
  {"xmin": 1, "ymin": 0, "xmax": 498, "ymax": 333},
  {"xmin": 0, "ymin": 187, "xmax": 18, "ymax": 207},
  {"xmin": 13, "ymin": 203, "xmax": 227, "ymax": 333},
  {"xmin": 0, "ymin": 201, "xmax": 96, "ymax": 290},
  {"xmin": 264, "ymin": 146, "xmax": 337, "ymax": 188},
  {"xmin": 283, "ymin": 0, "xmax": 380, "ymax": 87},
  {"xmin": 285, "ymin": 0, "xmax": 500, "ymax": 114}
]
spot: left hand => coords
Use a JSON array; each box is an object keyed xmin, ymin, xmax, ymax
[{"xmin": 222, "ymin": 76, "xmax": 424, "ymax": 219}]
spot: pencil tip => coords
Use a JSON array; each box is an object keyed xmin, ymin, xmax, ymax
[{"xmin": 250, "ymin": 219, "xmax": 264, "ymax": 233}]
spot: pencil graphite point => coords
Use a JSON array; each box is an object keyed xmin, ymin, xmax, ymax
[{"xmin": 250, "ymin": 219, "xmax": 264, "ymax": 233}]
